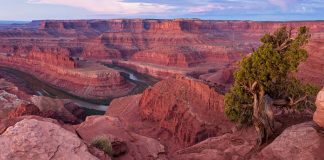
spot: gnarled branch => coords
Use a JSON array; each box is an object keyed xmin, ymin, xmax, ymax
[{"xmin": 272, "ymin": 95, "xmax": 307, "ymax": 107}]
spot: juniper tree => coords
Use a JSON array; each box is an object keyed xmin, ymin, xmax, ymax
[{"xmin": 224, "ymin": 26, "xmax": 319, "ymax": 145}]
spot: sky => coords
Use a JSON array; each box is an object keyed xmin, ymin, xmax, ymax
[{"xmin": 0, "ymin": 0, "xmax": 323, "ymax": 21}]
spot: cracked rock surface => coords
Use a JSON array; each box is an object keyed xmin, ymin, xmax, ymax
[{"xmin": 0, "ymin": 119, "xmax": 98, "ymax": 160}]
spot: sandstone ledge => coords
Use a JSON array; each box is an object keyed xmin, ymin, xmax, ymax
[{"xmin": 0, "ymin": 118, "xmax": 98, "ymax": 160}]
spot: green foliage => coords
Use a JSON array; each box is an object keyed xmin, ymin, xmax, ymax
[
  {"xmin": 225, "ymin": 26, "xmax": 319, "ymax": 123},
  {"xmin": 225, "ymin": 85, "xmax": 253, "ymax": 123},
  {"xmin": 91, "ymin": 136, "xmax": 113, "ymax": 156}
]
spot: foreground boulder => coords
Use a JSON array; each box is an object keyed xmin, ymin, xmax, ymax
[
  {"xmin": 314, "ymin": 87, "xmax": 324, "ymax": 128},
  {"xmin": 252, "ymin": 122, "xmax": 324, "ymax": 160},
  {"xmin": 139, "ymin": 75, "xmax": 233, "ymax": 147},
  {"xmin": 0, "ymin": 118, "xmax": 98, "ymax": 160},
  {"xmin": 173, "ymin": 127, "xmax": 257, "ymax": 160}
]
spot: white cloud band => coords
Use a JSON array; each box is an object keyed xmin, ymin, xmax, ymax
[{"xmin": 27, "ymin": 0, "xmax": 175, "ymax": 14}]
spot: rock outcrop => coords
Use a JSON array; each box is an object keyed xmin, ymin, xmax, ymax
[
  {"xmin": 0, "ymin": 90, "xmax": 26, "ymax": 118},
  {"xmin": 0, "ymin": 82, "xmax": 86, "ymax": 130},
  {"xmin": 0, "ymin": 78, "xmax": 31, "ymax": 119},
  {"xmin": 30, "ymin": 96, "xmax": 86, "ymax": 124},
  {"xmin": 75, "ymin": 116, "xmax": 166, "ymax": 160},
  {"xmin": 7, "ymin": 104, "xmax": 41, "ymax": 119},
  {"xmin": 139, "ymin": 75, "xmax": 233, "ymax": 147},
  {"xmin": 130, "ymin": 46, "xmax": 206, "ymax": 67},
  {"xmin": 0, "ymin": 118, "xmax": 98, "ymax": 160},
  {"xmin": 252, "ymin": 122, "xmax": 324, "ymax": 160},
  {"xmin": 173, "ymin": 127, "xmax": 257, "ymax": 160},
  {"xmin": 64, "ymin": 102, "xmax": 87, "ymax": 121},
  {"xmin": 314, "ymin": 87, "xmax": 324, "ymax": 128},
  {"xmin": 106, "ymin": 94, "xmax": 184, "ymax": 153},
  {"xmin": 112, "ymin": 60, "xmax": 184, "ymax": 79},
  {"xmin": 199, "ymin": 67, "xmax": 235, "ymax": 93},
  {"xmin": 106, "ymin": 90, "xmax": 266, "ymax": 159}
]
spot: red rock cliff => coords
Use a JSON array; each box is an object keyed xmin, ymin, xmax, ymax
[
  {"xmin": 0, "ymin": 51, "xmax": 134, "ymax": 99},
  {"xmin": 139, "ymin": 75, "xmax": 233, "ymax": 147},
  {"xmin": 0, "ymin": 19, "xmax": 323, "ymax": 86}
]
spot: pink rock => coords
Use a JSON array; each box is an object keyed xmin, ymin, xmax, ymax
[
  {"xmin": 0, "ymin": 90, "xmax": 26, "ymax": 119},
  {"xmin": 314, "ymin": 88, "xmax": 324, "ymax": 128},
  {"xmin": 252, "ymin": 122, "xmax": 324, "ymax": 160},
  {"xmin": 173, "ymin": 126, "xmax": 257, "ymax": 160},
  {"xmin": 0, "ymin": 118, "xmax": 98, "ymax": 160},
  {"xmin": 7, "ymin": 104, "xmax": 41, "ymax": 119}
]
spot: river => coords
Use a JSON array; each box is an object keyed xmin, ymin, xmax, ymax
[
  {"xmin": 104, "ymin": 64, "xmax": 159, "ymax": 95},
  {"xmin": 0, "ymin": 65, "xmax": 158, "ymax": 115}
]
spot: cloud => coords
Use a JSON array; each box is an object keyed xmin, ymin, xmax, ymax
[
  {"xmin": 268, "ymin": 0, "xmax": 296, "ymax": 10},
  {"xmin": 187, "ymin": 1, "xmax": 268, "ymax": 13},
  {"xmin": 188, "ymin": 4, "xmax": 225, "ymax": 13},
  {"xmin": 27, "ymin": 0, "xmax": 175, "ymax": 14}
]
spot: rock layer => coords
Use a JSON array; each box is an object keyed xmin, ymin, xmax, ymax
[
  {"xmin": 0, "ymin": 51, "xmax": 134, "ymax": 99},
  {"xmin": 139, "ymin": 75, "xmax": 233, "ymax": 147},
  {"xmin": 0, "ymin": 20, "xmax": 323, "ymax": 87}
]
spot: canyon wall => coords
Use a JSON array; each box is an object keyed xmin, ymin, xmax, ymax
[
  {"xmin": 0, "ymin": 19, "xmax": 323, "ymax": 89},
  {"xmin": 0, "ymin": 51, "xmax": 134, "ymax": 100},
  {"xmin": 36, "ymin": 19, "xmax": 324, "ymax": 34}
]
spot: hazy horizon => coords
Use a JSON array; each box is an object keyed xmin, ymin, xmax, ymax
[
  {"xmin": 1, "ymin": 0, "xmax": 324, "ymax": 21},
  {"xmin": 2, "ymin": 19, "xmax": 324, "ymax": 24}
]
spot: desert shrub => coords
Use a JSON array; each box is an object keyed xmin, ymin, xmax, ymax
[{"xmin": 91, "ymin": 136, "xmax": 113, "ymax": 156}]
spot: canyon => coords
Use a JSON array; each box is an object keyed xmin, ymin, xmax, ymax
[
  {"xmin": 0, "ymin": 19, "xmax": 323, "ymax": 97},
  {"xmin": 0, "ymin": 50, "xmax": 134, "ymax": 101},
  {"xmin": 0, "ymin": 19, "xmax": 323, "ymax": 160}
]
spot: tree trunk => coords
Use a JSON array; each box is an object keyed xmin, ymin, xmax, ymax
[{"xmin": 252, "ymin": 90, "xmax": 275, "ymax": 146}]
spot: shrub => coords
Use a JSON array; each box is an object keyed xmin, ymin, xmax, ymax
[
  {"xmin": 224, "ymin": 26, "xmax": 320, "ymax": 145},
  {"xmin": 91, "ymin": 136, "xmax": 113, "ymax": 156}
]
